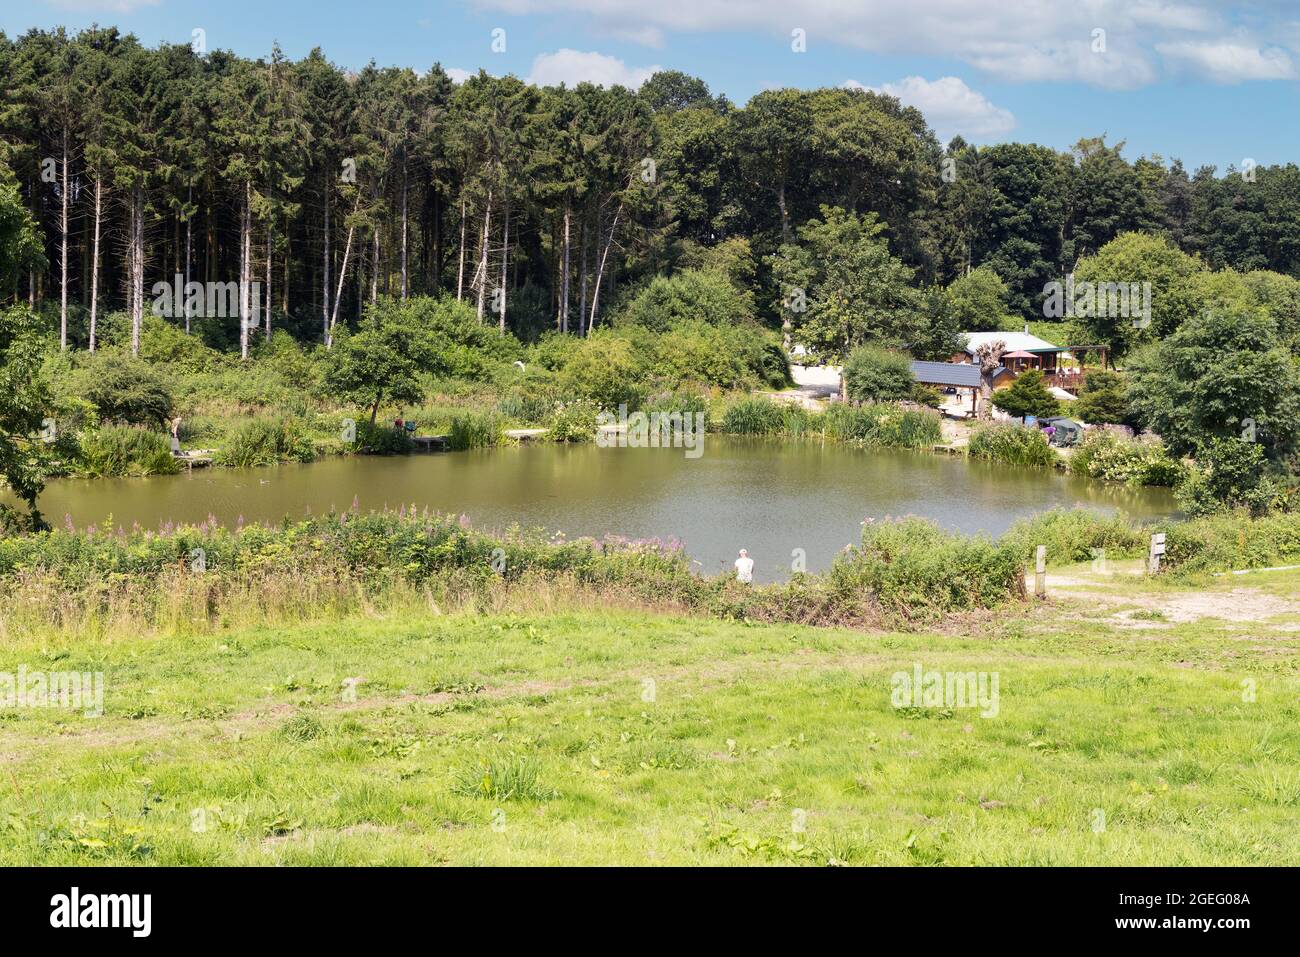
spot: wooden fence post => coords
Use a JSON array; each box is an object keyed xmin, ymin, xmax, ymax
[
  {"xmin": 1035, "ymin": 545, "xmax": 1047, "ymax": 598},
  {"xmin": 1148, "ymin": 533, "xmax": 1166, "ymax": 575}
]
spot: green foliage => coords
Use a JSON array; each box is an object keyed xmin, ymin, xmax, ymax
[
  {"xmin": 74, "ymin": 425, "xmax": 181, "ymax": 478},
  {"xmin": 218, "ymin": 416, "xmax": 316, "ymax": 467},
  {"xmin": 1071, "ymin": 370, "xmax": 1130, "ymax": 426},
  {"xmin": 1070, "ymin": 232, "xmax": 1204, "ymax": 358},
  {"xmin": 1003, "ymin": 508, "xmax": 1148, "ymax": 566},
  {"xmin": 547, "ymin": 403, "xmax": 597, "ymax": 443},
  {"xmin": 1127, "ymin": 302, "xmax": 1300, "ymax": 460},
  {"xmin": 447, "ymin": 410, "xmax": 503, "ymax": 451},
  {"xmin": 828, "ymin": 517, "xmax": 1025, "ymax": 618},
  {"xmin": 947, "ymin": 266, "xmax": 1017, "ymax": 331},
  {"xmin": 1162, "ymin": 511, "xmax": 1300, "ymax": 573},
  {"xmin": 619, "ymin": 269, "xmax": 754, "ymax": 332},
  {"xmin": 1069, "ymin": 430, "xmax": 1183, "ymax": 486},
  {"xmin": 72, "ymin": 352, "xmax": 174, "ymax": 427},
  {"xmin": 822, "ymin": 403, "xmax": 941, "ymax": 448},
  {"xmin": 0, "ymin": 307, "xmax": 54, "ymax": 530},
  {"xmin": 1175, "ymin": 438, "xmax": 1277, "ymax": 516},
  {"xmin": 842, "ymin": 345, "xmax": 914, "ymax": 402},
  {"xmin": 720, "ymin": 397, "xmax": 786, "ymax": 435},
  {"xmin": 352, "ymin": 420, "xmax": 414, "ymax": 455},
  {"xmin": 770, "ymin": 206, "xmax": 958, "ymax": 360},
  {"xmin": 968, "ymin": 423, "xmax": 1058, "ymax": 467},
  {"xmin": 324, "ymin": 298, "xmax": 441, "ymax": 423},
  {"xmin": 556, "ymin": 333, "xmax": 644, "ymax": 410},
  {"xmin": 991, "ymin": 370, "xmax": 1059, "ymax": 420}
]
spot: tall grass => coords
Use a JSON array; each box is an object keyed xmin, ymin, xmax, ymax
[
  {"xmin": 720, "ymin": 398, "xmax": 941, "ymax": 449},
  {"xmin": 968, "ymin": 423, "xmax": 1058, "ymax": 467},
  {"xmin": 447, "ymin": 410, "xmax": 503, "ymax": 450},
  {"xmin": 74, "ymin": 426, "xmax": 180, "ymax": 478},
  {"xmin": 218, "ymin": 415, "xmax": 316, "ymax": 467}
]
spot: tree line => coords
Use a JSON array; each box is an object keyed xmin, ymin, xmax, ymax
[{"xmin": 3, "ymin": 25, "xmax": 1300, "ymax": 359}]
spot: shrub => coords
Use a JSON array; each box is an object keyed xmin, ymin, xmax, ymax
[
  {"xmin": 1072, "ymin": 370, "xmax": 1130, "ymax": 425},
  {"xmin": 74, "ymin": 353, "xmax": 174, "ymax": 427},
  {"xmin": 1003, "ymin": 508, "xmax": 1149, "ymax": 566},
  {"xmin": 991, "ymin": 369, "xmax": 1059, "ymax": 421},
  {"xmin": 1175, "ymin": 438, "xmax": 1276, "ymax": 516},
  {"xmin": 548, "ymin": 402, "xmax": 597, "ymax": 443},
  {"xmin": 842, "ymin": 345, "xmax": 914, "ymax": 402},
  {"xmin": 827, "ymin": 517, "xmax": 1025, "ymax": 618},
  {"xmin": 219, "ymin": 416, "xmax": 316, "ymax": 467},
  {"xmin": 557, "ymin": 333, "xmax": 644, "ymax": 410},
  {"xmin": 352, "ymin": 420, "xmax": 414, "ymax": 455},
  {"xmin": 618, "ymin": 269, "xmax": 754, "ymax": 332},
  {"xmin": 1070, "ymin": 430, "xmax": 1183, "ymax": 486},
  {"xmin": 75, "ymin": 425, "xmax": 181, "ymax": 478},
  {"xmin": 968, "ymin": 423, "xmax": 1058, "ymax": 467},
  {"xmin": 1162, "ymin": 510, "xmax": 1300, "ymax": 573}
]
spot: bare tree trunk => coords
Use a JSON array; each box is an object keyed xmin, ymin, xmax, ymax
[
  {"xmin": 184, "ymin": 186, "xmax": 192, "ymax": 334},
  {"xmin": 578, "ymin": 214, "xmax": 588, "ymax": 336},
  {"xmin": 587, "ymin": 203, "xmax": 621, "ymax": 334},
  {"xmin": 456, "ymin": 197, "xmax": 466, "ymax": 301},
  {"xmin": 370, "ymin": 228, "xmax": 379, "ymax": 303},
  {"xmin": 498, "ymin": 199, "xmax": 509, "ymax": 335},
  {"xmin": 265, "ymin": 222, "xmax": 272, "ymax": 341},
  {"xmin": 559, "ymin": 204, "xmax": 570, "ymax": 333},
  {"xmin": 59, "ymin": 130, "xmax": 69, "ymax": 351},
  {"xmin": 89, "ymin": 176, "xmax": 102, "ymax": 352},
  {"xmin": 322, "ymin": 183, "xmax": 331, "ymax": 342},
  {"xmin": 131, "ymin": 186, "xmax": 144, "ymax": 357},
  {"xmin": 239, "ymin": 183, "xmax": 252, "ymax": 360},
  {"xmin": 326, "ymin": 195, "xmax": 362, "ymax": 347},
  {"xmin": 476, "ymin": 188, "xmax": 492, "ymax": 322},
  {"xmin": 400, "ymin": 161, "xmax": 408, "ymax": 300}
]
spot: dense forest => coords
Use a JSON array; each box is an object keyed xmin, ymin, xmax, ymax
[{"xmin": 4, "ymin": 26, "xmax": 1300, "ymax": 356}]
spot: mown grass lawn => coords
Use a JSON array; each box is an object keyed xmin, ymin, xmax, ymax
[{"xmin": 2, "ymin": 569, "xmax": 1298, "ymax": 865}]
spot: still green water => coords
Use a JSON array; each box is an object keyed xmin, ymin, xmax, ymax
[{"xmin": 34, "ymin": 437, "xmax": 1175, "ymax": 582}]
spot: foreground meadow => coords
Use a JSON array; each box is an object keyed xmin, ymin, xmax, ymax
[{"xmin": 2, "ymin": 564, "xmax": 1297, "ymax": 866}]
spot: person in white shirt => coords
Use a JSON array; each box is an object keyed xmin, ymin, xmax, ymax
[{"xmin": 734, "ymin": 548, "xmax": 754, "ymax": 584}]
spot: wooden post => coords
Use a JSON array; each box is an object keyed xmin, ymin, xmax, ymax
[
  {"xmin": 1035, "ymin": 545, "xmax": 1047, "ymax": 598},
  {"xmin": 1149, "ymin": 533, "xmax": 1166, "ymax": 575}
]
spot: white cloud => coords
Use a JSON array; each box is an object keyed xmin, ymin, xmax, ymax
[
  {"xmin": 445, "ymin": 67, "xmax": 475, "ymax": 85},
  {"xmin": 526, "ymin": 49, "xmax": 661, "ymax": 88},
  {"xmin": 847, "ymin": 75, "xmax": 1015, "ymax": 141},
  {"xmin": 477, "ymin": 0, "xmax": 1300, "ymax": 88},
  {"xmin": 1156, "ymin": 41, "xmax": 1296, "ymax": 82}
]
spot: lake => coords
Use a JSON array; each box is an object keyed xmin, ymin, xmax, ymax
[{"xmin": 31, "ymin": 437, "xmax": 1177, "ymax": 583}]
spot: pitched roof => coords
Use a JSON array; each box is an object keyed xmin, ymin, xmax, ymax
[
  {"xmin": 910, "ymin": 360, "xmax": 982, "ymax": 388},
  {"xmin": 962, "ymin": 331, "xmax": 1060, "ymax": 355}
]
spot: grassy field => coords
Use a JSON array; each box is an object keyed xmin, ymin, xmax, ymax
[{"xmin": 2, "ymin": 564, "xmax": 1298, "ymax": 866}]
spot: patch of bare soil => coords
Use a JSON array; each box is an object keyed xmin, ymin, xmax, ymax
[{"xmin": 1057, "ymin": 582, "xmax": 1300, "ymax": 625}]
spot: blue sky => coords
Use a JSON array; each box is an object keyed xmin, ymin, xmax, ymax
[{"xmin": 7, "ymin": 1, "xmax": 1300, "ymax": 171}]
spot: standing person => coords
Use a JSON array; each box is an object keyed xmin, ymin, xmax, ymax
[{"xmin": 734, "ymin": 548, "xmax": 754, "ymax": 584}]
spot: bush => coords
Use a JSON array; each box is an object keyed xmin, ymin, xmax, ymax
[
  {"xmin": 352, "ymin": 420, "xmax": 414, "ymax": 455},
  {"xmin": 547, "ymin": 402, "xmax": 597, "ymax": 443},
  {"xmin": 1070, "ymin": 430, "xmax": 1183, "ymax": 486},
  {"xmin": 842, "ymin": 345, "xmax": 914, "ymax": 402},
  {"xmin": 1175, "ymin": 438, "xmax": 1277, "ymax": 516},
  {"xmin": 1162, "ymin": 510, "xmax": 1300, "ymax": 573},
  {"xmin": 618, "ymin": 269, "xmax": 754, "ymax": 333},
  {"xmin": 1003, "ymin": 508, "xmax": 1149, "ymax": 566},
  {"xmin": 219, "ymin": 416, "xmax": 316, "ymax": 467},
  {"xmin": 968, "ymin": 423, "xmax": 1058, "ymax": 467},
  {"xmin": 75, "ymin": 425, "xmax": 181, "ymax": 478},
  {"xmin": 991, "ymin": 369, "xmax": 1059, "ymax": 421},
  {"xmin": 556, "ymin": 333, "xmax": 644, "ymax": 410},
  {"xmin": 827, "ymin": 517, "xmax": 1025, "ymax": 618},
  {"xmin": 74, "ymin": 353, "xmax": 174, "ymax": 427},
  {"xmin": 1072, "ymin": 370, "xmax": 1130, "ymax": 426}
]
